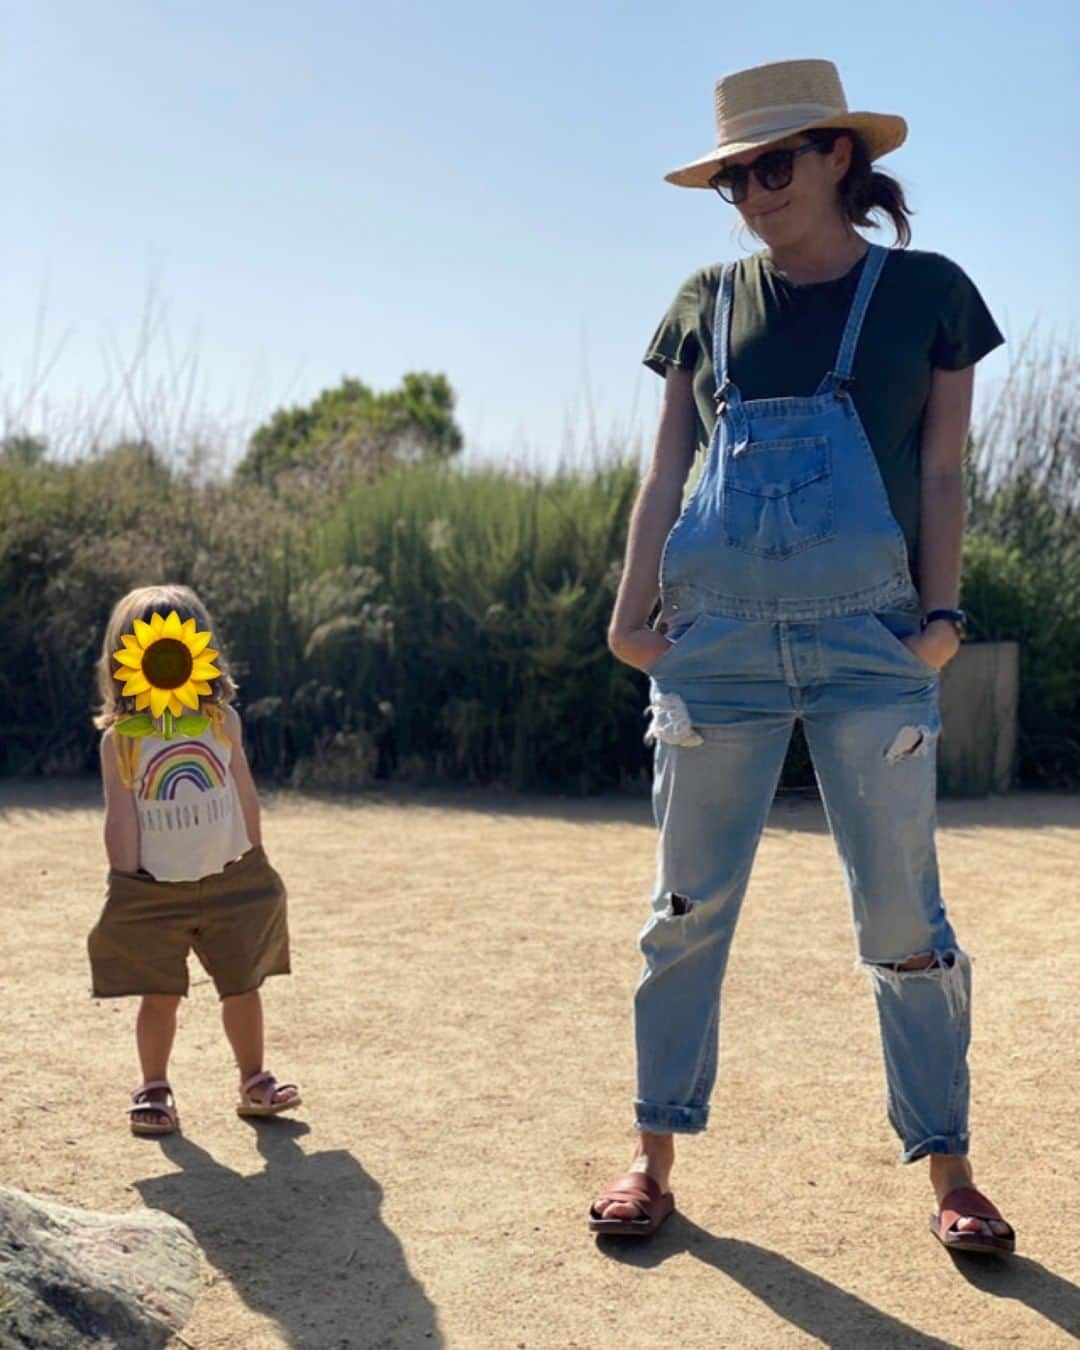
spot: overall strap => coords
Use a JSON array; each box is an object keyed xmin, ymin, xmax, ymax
[
  {"xmin": 713, "ymin": 262, "xmax": 737, "ymax": 394},
  {"xmin": 831, "ymin": 243, "xmax": 888, "ymax": 383},
  {"xmin": 713, "ymin": 262, "xmax": 750, "ymax": 453}
]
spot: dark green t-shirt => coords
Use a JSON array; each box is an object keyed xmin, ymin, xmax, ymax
[{"xmin": 643, "ymin": 248, "xmax": 1004, "ymax": 575}]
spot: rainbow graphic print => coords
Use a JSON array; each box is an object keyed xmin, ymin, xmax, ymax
[{"xmin": 138, "ymin": 740, "xmax": 229, "ymax": 800}]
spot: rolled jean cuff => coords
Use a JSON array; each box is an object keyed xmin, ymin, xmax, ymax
[
  {"xmin": 634, "ymin": 1099, "xmax": 709, "ymax": 1134},
  {"xmin": 900, "ymin": 1132, "xmax": 970, "ymax": 1164}
]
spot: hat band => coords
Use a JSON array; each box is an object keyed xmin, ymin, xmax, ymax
[{"xmin": 715, "ymin": 101, "xmax": 843, "ymax": 146}]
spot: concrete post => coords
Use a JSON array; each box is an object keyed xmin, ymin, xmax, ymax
[{"xmin": 938, "ymin": 641, "xmax": 1020, "ymax": 795}]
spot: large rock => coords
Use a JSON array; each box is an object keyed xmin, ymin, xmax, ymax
[{"xmin": 0, "ymin": 1184, "xmax": 199, "ymax": 1349}]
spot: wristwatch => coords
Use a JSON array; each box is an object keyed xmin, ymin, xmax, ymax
[{"xmin": 921, "ymin": 608, "xmax": 967, "ymax": 638}]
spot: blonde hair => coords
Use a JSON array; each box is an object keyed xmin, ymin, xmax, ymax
[{"xmin": 93, "ymin": 583, "xmax": 238, "ymax": 732}]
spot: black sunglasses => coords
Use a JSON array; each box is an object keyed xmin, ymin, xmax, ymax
[{"xmin": 708, "ymin": 143, "xmax": 820, "ymax": 205}]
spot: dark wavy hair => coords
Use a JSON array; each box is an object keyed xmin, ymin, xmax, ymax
[{"xmin": 805, "ymin": 127, "xmax": 913, "ymax": 247}]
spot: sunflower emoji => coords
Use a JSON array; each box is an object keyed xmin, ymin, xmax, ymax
[{"xmin": 112, "ymin": 610, "xmax": 221, "ymax": 738}]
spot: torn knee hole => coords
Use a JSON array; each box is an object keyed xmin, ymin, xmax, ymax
[
  {"xmin": 663, "ymin": 892, "xmax": 694, "ymax": 918},
  {"xmin": 874, "ymin": 952, "xmax": 955, "ymax": 972},
  {"xmin": 885, "ymin": 725, "xmax": 937, "ymax": 764},
  {"xmin": 859, "ymin": 949, "xmax": 968, "ymax": 1017},
  {"xmin": 895, "ymin": 952, "xmax": 944, "ymax": 971}
]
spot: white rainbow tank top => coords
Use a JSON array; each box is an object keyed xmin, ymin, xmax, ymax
[{"xmin": 123, "ymin": 719, "xmax": 251, "ymax": 881}]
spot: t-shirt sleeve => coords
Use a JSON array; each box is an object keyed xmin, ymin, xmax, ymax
[
  {"xmin": 928, "ymin": 258, "xmax": 1005, "ymax": 370},
  {"xmin": 643, "ymin": 270, "xmax": 702, "ymax": 376}
]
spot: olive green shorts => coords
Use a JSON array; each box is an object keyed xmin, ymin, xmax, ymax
[{"xmin": 88, "ymin": 843, "xmax": 291, "ymax": 1000}]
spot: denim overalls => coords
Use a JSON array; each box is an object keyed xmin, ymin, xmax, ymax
[{"xmin": 635, "ymin": 245, "xmax": 971, "ymax": 1162}]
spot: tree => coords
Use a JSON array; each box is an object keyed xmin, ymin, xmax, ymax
[{"xmin": 237, "ymin": 372, "xmax": 463, "ymax": 487}]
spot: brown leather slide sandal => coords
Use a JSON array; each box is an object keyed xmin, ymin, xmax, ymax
[
  {"xmin": 930, "ymin": 1185, "xmax": 1016, "ymax": 1255},
  {"xmin": 588, "ymin": 1171, "xmax": 675, "ymax": 1237}
]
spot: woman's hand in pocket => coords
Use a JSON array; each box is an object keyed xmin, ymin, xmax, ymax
[
  {"xmin": 608, "ymin": 625, "xmax": 674, "ymax": 673},
  {"xmin": 902, "ymin": 621, "xmax": 961, "ymax": 671}
]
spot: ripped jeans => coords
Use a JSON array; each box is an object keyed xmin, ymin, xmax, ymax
[{"xmin": 634, "ymin": 611, "xmax": 971, "ymax": 1162}]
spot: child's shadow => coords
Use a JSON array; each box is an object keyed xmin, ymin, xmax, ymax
[{"xmin": 135, "ymin": 1120, "xmax": 442, "ymax": 1349}]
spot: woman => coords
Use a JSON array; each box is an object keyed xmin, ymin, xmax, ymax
[{"xmin": 589, "ymin": 58, "xmax": 1014, "ymax": 1254}]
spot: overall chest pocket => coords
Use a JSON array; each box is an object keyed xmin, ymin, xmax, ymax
[{"xmin": 721, "ymin": 435, "xmax": 834, "ymax": 558}]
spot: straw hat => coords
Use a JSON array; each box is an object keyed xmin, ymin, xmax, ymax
[{"xmin": 666, "ymin": 58, "xmax": 906, "ymax": 189}]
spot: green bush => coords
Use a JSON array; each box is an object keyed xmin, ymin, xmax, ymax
[
  {"xmin": 961, "ymin": 527, "xmax": 1080, "ymax": 786},
  {"xmin": 304, "ymin": 460, "xmax": 645, "ymax": 789},
  {"xmin": 0, "ymin": 452, "xmax": 652, "ymax": 790}
]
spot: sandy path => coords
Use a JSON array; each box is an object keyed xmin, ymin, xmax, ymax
[{"xmin": 1, "ymin": 780, "xmax": 1077, "ymax": 1349}]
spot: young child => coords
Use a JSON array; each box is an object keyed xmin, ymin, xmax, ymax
[{"xmin": 88, "ymin": 583, "xmax": 301, "ymax": 1135}]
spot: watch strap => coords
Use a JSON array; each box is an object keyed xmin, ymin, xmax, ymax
[{"xmin": 922, "ymin": 608, "xmax": 967, "ymax": 635}]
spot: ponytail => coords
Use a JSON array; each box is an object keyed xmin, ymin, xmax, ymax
[{"xmin": 806, "ymin": 128, "xmax": 913, "ymax": 248}]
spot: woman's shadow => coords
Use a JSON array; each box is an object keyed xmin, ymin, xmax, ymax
[
  {"xmin": 135, "ymin": 1120, "xmax": 442, "ymax": 1349},
  {"xmin": 597, "ymin": 1213, "xmax": 1079, "ymax": 1349}
]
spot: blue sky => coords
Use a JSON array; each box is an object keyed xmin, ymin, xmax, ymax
[{"xmin": 4, "ymin": 0, "xmax": 1076, "ymax": 468}]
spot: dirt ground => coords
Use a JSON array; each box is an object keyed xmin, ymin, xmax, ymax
[{"xmin": 1, "ymin": 778, "xmax": 1077, "ymax": 1350}]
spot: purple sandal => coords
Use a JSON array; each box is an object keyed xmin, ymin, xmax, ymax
[
  {"xmin": 128, "ymin": 1080, "xmax": 179, "ymax": 1136},
  {"xmin": 236, "ymin": 1069, "xmax": 302, "ymax": 1118}
]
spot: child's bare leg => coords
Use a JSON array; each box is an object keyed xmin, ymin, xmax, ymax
[
  {"xmin": 221, "ymin": 989, "xmax": 293, "ymax": 1103},
  {"xmin": 133, "ymin": 994, "xmax": 181, "ymax": 1125}
]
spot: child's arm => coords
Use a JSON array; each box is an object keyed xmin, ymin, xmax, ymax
[
  {"xmin": 225, "ymin": 705, "xmax": 262, "ymax": 847},
  {"xmin": 100, "ymin": 728, "xmax": 140, "ymax": 871}
]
